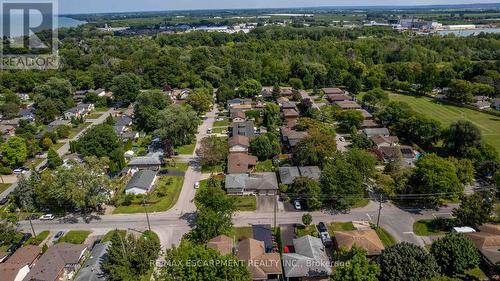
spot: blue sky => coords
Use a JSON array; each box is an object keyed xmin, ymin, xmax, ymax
[{"xmin": 58, "ymin": 0, "xmax": 500, "ymax": 14}]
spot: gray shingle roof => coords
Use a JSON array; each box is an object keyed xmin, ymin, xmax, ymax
[
  {"xmin": 298, "ymin": 166, "xmax": 321, "ymax": 180},
  {"xmin": 282, "ymin": 235, "xmax": 332, "ymax": 278},
  {"xmin": 363, "ymin": 128, "xmax": 390, "ymax": 137},
  {"xmin": 225, "ymin": 174, "xmax": 249, "ymax": 190},
  {"xmin": 128, "ymin": 156, "xmax": 161, "ymax": 166},
  {"xmin": 278, "ymin": 167, "xmax": 300, "ymax": 185},
  {"xmin": 125, "ymin": 170, "xmax": 157, "ymax": 192},
  {"xmin": 74, "ymin": 242, "xmax": 110, "ymax": 281}
]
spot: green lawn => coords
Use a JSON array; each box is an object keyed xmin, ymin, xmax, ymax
[
  {"xmin": 296, "ymin": 225, "xmax": 319, "ymax": 237},
  {"xmin": 113, "ymin": 176, "xmax": 184, "ymax": 214},
  {"xmin": 328, "ymin": 222, "xmax": 356, "ymax": 235},
  {"xmin": 86, "ymin": 113, "xmax": 103, "ymax": 119},
  {"xmin": 373, "ymin": 226, "xmax": 396, "ymax": 247},
  {"xmin": 95, "ymin": 107, "xmax": 110, "ymax": 112},
  {"xmin": 214, "ymin": 119, "xmax": 230, "ymax": 127},
  {"xmin": 164, "ymin": 161, "xmax": 189, "ymax": 172},
  {"xmin": 461, "ymin": 267, "xmax": 488, "ymax": 280},
  {"xmin": 101, "ymin": 229, "xmax": 127, "ymax": 242},
  {"xmin": 0, "ymin": 183, "xmax": 11, "ymax": 194},
  {"xmin": 57, "ymin": 230, "xmax": 91, "ymax": 244},
  {"xmin": 68, "ymin": 122, "xmax": 92, "ymax": 139},
  {"xmin": 201, "ymin": 164, "xmax": 224, "ymax": 173},
  {"xmin": 413, "ymin": 219, "xmax": 448, "ymax": 236},
  {"xmin": 25, "ymin": 230, "xmax": 50, "ymax": 246},
  {"xmin": 175, "ymin": 143, "xmax": 196, "ymax": 155},
  {"xmin": 389, "ymin": 93, "xmax": 500, "ymax": 151},
  {"xmin": 228, "ymin": 226, "xmax": 253, "ymax": 241},
  {"xmin": 255, "ymin": 160, "xmax": 274, "ymax": 172},
  {"xmin": 211, "ymin": 127, "xmax": 227, "ymax": 134},
  {"xmin": 234, "ymin": 196, "xmax": 257, "ymax": 211},
  {"xmin": 51, "ymin": 142, "xmax": 65, "ymax": 151},
  {"xmin": 352, "ymin": 198, "xmax": 370, "ymax": 209}
]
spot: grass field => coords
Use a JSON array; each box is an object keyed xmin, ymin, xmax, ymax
[
  {"xmin": 175, "ymin": 143, "xmax": 196, "ymax": 155},
  {"xmin": 413, "ymin": 219, "xmax": 448, "ymax": 236},
  {"xmin": 101, "ymin": 229, "xmax": 127, "ymax": 242},
  {"xmin": 296, "ymin": 225, "xmax": 319, "ymax": 237},
  {"xmin": 234, "ymin": 196, "xmax": 257, "ymax": 211},
  {"xmin": 328, "ymin": 222, "xmax": 356, "ymax": 235},
  {"xmin": 57, "ymin": 230, "xmax": 91, "ymax": 244},
  {"xmin": 228, "ymin": 226, "xmax": 253, "ymax": 241},
  {"xmin": 389, "ymin": 93, "xmax": 500, "ymax": 151},
  {"xmin": 25, "ymin": 230, "xmax": 50, "ymax": 246},
  {"xmin": 373, "ymin": 226, "xmax": 396, "ymax": 247}
]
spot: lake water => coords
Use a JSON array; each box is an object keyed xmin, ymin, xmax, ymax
[{"xmin": 4, "ymin": 15, "xmax": 86, "ymax": 38}]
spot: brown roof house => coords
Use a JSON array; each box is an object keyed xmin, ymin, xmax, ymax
[
  {"xmin": 370, "ymin": 135, "xmax": 399, "ymax": 148},
  {"xmin": 24, "ymin": 243, "xmax": 87, "ymax": 281},
  {"xmin": 207, "ymin": 235, "xmax": 234, "ymax": 256},
  {"xmin": 229, "ymin": 135, "xmax": 250, "ymax": 154},
  {"xmin": 231, "ymin": 111, "xmax": 246, "ymax": 123},
  {"xmin": 0, "ymin": 245, "xmax": 40, "ymax": 281},
  {"xmin": 334, "ymin": 229, "xmax": 385, "ymax": 256},
  {"xmin": 236, "ymin": 238, "xmax": 282, "ymax": 281},
  {"xmin": 322, "ymin": 87, "xmax": 345, "ymax": 95},
  {"xmin": 281, "ymin": 128, "xmax": 309, "ymax": 148},
  {"xmin": 334, "ymin": 100, "xmax": 362, "ymax": 110},
  {"xmin": 466, "ymin": 224, "xmax": 500, "ymax": 266},
  {"xmin": 326, "ymin": 94, "xmax": 352, "ymax": 102},
  {"xmin": 362, "ymin": 120, "xmax": 380, "ymax": 128},
  {"xmin": 227, "ymin": 153, "xmax": 257, "ymax": 174},
  {"xmin": 282, "ymin": 109, "xmax": 300, "ymax": 128}
]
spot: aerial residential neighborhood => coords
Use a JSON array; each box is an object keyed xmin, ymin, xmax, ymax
[{"xmin": 1, "ymin": 1, "xmax": 500, "ymax": 281}]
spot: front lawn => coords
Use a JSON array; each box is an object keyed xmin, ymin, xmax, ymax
[
  {"xmin": 25, "ymin": 230, "xmax": 50, "ymax": 246},
  {"xmin": 51, "ymin": 142, "xmax": 65, "ymax": 151},
  {"xmin": 413, "ymin": 219, "xmax": 449, "ymax": 236},
  {"xmin": 68, "ymin": 122, "xmax": 92, "ymax": 139},
  {"xmin": 95, "ymin": 107, "xmax": 109, "ymax": 112},
  {"xmin": 328, "ymin": 222, "xmax": 356, "ymax": 235},
  {"xmin": 352, "ymin": 198, "xmax": 370, "ymax": 208},
  {"xmin": 296, "ymin": 225, "xmax": 319, "ymax": 238},
  {"xmin": 164, "ymin": 161, "xmax": 189, "ymax": 172},
  {"xmin": 0, "ymin": 183, "xmax": 11, "ymax": 194},
  {"xmin": 255, "ymin": 160, "xmax": 274, "ymax": 172},
  {"xmin": 234, "ymin": 196, "xmax": 257, "ymax": 211},
  {"xmin": 373, "ymin": 226, "xmax": 396, "ymax": 247},
  {"xmin": 57, "ymin": 230, "xmax": 91, "ymax": 244},
  {"xmin": 101, "ymin": 229, "xmax": 127, "ymax": 242},
  {"xmin": 201, "ymin": 163, "xmax": 224, "ymax": 173},
  {"xmin": 214, "ymin": 119, "xmax": 229, "ymax": 127},
  {"xmin": 212, "ymin": 127, "xmax": 227, "ymax": 134},
  {"xmin": 228, "ymin": 226, "xmax": 253, "ymax": 241},
  {"xmin": 113, "ymin": 176, "xmax": 184, "ymax": 214},
  {"xmin": 86, "ymin": 113, "xmax": 103, "ymax": 119},
  {"xmin": 175, "ymin": 143, "xmax": 196, "ymax": 155}
]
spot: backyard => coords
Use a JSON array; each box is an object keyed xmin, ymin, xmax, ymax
[
  {"xmin": 113, "ymin": 176, "xmax": 184, "ymax": 214},
  {"xmin": 388, "ymin": 93, "xmax": 500, "ymax": 151}
]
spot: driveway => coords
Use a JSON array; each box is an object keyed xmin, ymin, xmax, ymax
[{"xmin": 257, "ymin": 195, "xmax": 276, "ymax": 212}]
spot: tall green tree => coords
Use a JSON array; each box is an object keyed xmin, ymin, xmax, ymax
[
  {"xmin": 443, "ymin": 120, "xmax": 482, "ymax": 157},
  {"xmin": 47, "ymin": 148, "xmax": 63, "ymax": 169},
  {"xmin": 452, "ymin": 192, "xmax": 493, "ymax": 229},
  {"xmin": 110, "ymin": 73, "xmax": 140, "ymax": 104},
  {"xmin": 155, "ymin": 105, "xmax": 199, "ymax": 147},
  {"xmin": 237, "ymin": 79, "xmax": 261, "ymax": 98},
  {"xmin": 197, "ymin": 136, "xmax": 228, "ymax": 166},
  {"xmin": 249, "ymin": 133, "xmax": 280, "ymax": 161},
  {"xmin": 289, "ymin": 177, "xmax": 322, "ymax": 210},
  {"xmin": 1, "ymin": 136, "xmax": 27, "ymax": 167},
  {"xmin": 186, "ymin": 88, "xmax": 213, "ymax": 115},
  {"xmin": 332, "ymin": 246, "xmax": 380, "ymax": 281},
  {"xmin": 430, "ymin": 233, "xmax": 480, "ymax": 276}
]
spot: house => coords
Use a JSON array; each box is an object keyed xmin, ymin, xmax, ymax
[
  {"xmin": 363, "ymin": 128, "xmax": 390, "ymax": 138},
  {"xmin": 357, "ymin": 109, "xmax": 373, "ymax": 119},
  {"xmin": 207, "ymin": 235, "xmax": 233, "ymax": 256},
  {"xmin": 492, "ymin": 98, "xmax": 500, "ymax": 110},
  {"xmin": 124, "ymin": 170, "xmax": 157, "ymax": 195},
  {"xmin": 0, "ymin": 118, "xmax": 20, "ymax": 127},
  {"xmin": 24, "ymin": 243, "xmax": 87, "ymax": 281},
  {"xmin": 228, "ymin": 98, "xmax": 252, "ymax": 107},
  {"xmin": 466, "ymin": 224, "xmax": 500, "ymax": 266},
  {"xmin": 170, "ymin": 88, "xmax": 191, "ymax": 100},
  {"xmin": 280, "ymin": 101, "xmax": 297, "ymax": 110},
  {"xmin": 278, "ymin": 166, "xmax": 321, "ymax": 185},
  {"xmin": 334, "ymin": 100, "xmax": 361, "ymax": 110},
  {"xmin": 375, "ymin": 145, "xmax": 417, "ymax": 167},
  {"xmin": 0, "ymin": 245, "xmax": 40, "ymax": 281},
  {"xmin": 282, "ymin": 109, "xmax": 299, "ymax": 128},
  {"xmin": 74, "ymin": 242, "xmax": 110, "ymax": 281},
  {"xmin": 229, "ymin": 135, "xmax": 250, "ymax": 153},
  {"xmin": 128, "ymin": 156, "xmax": 161, "ymax": 171},
  {"xmin": 225, "ymin": 172, "xmax": 278, "ymax": 195},
  {"xmin": 120, "ymin": 131, "xmax": 139, "ymax": 141},
  {"xmin": 231, "ymin": 111, "xmax": 246, "ymax": 123},
  {"xmin": 362, "ymin": 120, "xmax": 379, "ymax": 128},
  {"xmin": 74, "ymin": 90, "xmax": 88, "ymax": 101},
  {"xmin": 0, "ymin": 125, "xmax": 16, "ymax": 136},
  {"xmin": 281, "ymin": 128, "xmax": 309, "ymax": 148},
  {"xmin": 473, "ymin": 95, "xmax": 489, "ymax": 102},
  {"xmin": 64, "ymin": 103, "xmax": 94, "ymax": 119},
  {"xmin": 370, "ymin": 135, "xmax": 399, "ymax": 148},
  {"xmin": 113, "ymin": 125, "xmax": 127, "ymax": 136},
  {"xmin": 280, "ymin": 87, "xmax": 294, "ymax": 97},
  {"xmin": 252, "ymin": 224, "xmax": 274, "ymax": 253},
  {"xmin": 470, "ymin": 100, "xmax": 491, "ymax": 110},
  {"xmin": 48, "ymin": 119, "xmax": 70, "ymax": 128},
  {"xmin": 236, "ymin": 238, "xmax": 282, "ymax": 281},
  {"xmin": 276, "ymin": 97, "xmax": 289, "ymax": 105},
  {"xmin": 260, "ymin": 87, "xmax": 273, "ymax": 99},
  {"xmin": 322, "ymin": 87, "xmax": 345, "ymax": 95},
  {"xmin": 18, "ymin": 107, "xmax": 35, "ymax": 123},
  {"xmin": 334, "ymin": 229, "xmax": 385, "ymax": 256},
  {"xmin": 227, "ymin": 153, "xmax": 257, "ymax": 174},
  {"xmin": 230, "ymin": 104, "xmax": 253, "ymax": 114},
  {"xmin": 94, "ymin": 88, "xmax": 106, "ymax": 97},
  {"xmin": 326, "ymin": 94, "xmax": 352, "ymax": 102},
  {"xmin": 115, "ymin": 115, "xmax": 133, "ymax": 127},
  {"xmin": 282, "ymin": 235, "xmax": 332, "ymax": 280},
  {"xmin": 230, "ymin": 121, "xmax": 255, "ymax": 138}
]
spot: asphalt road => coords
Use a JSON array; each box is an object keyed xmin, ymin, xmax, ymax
[{"xmin": 0, "ymin": 109, "xmax": 115, "ymax": 201}]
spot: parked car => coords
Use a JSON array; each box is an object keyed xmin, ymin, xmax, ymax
[
  {"xmin": 317, "ymin": 222, "xmax": 328, "ymax": 233},
  {"xmin": 293, "ymin": 200, "xmax": 302, "ymax": 210},
  {"xmin": 320, "ymin": 232, "xmax": 333, "ymax": 247},
  {"xmin": 216, "ymin": 117, "xmax": 224, "ymax": 121},
  {"xmin": 207, "ymin": 128, "xmax": 212, "ymax": 134},
  {"xmin": 339, "ymin": 136, "xmax": 345, "ymax": 142},
  {"xmin": 39, "ymin": 214, "xmax": 54, "ymax": 220},
  {"xmin": 53, "ymin": 231, "xmax": 64, "ymax": 241},
  {"xmin": 194, "ymin": 181, "xmax": 200, "ymax": 189},
  {"xmin": 13, "ymin": 169, "xmax": 25, "ymax": 175},
  {"xmin": 0, "ymin": 197, "xmax": 8, "ymax": 205}
]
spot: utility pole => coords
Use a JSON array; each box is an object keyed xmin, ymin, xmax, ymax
[
  {"xmin": 376, "ymin": 194, "xmax": 383, "ymax": 228},
  {"xmin": 143, "ymin": 198, "xmax": 151, "ymax": 232},
  {"xmin": 28, "ymin": 213, "xmax": 36, "ymax": 237}
]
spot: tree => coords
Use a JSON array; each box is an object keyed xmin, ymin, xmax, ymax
[
  {"xmin": 448, "ymin": 158, "xmax": 474, "ymax": 185},
  {"xmin": 262, "ymin": 103, "xmax": 281, "ymax": 129},
  {"xmin": 289, "ymin": 177, "xmax": 322, "ymax": 210},
  {"xmin": 443, "ymin": 120, "xmax": 482, "ymax": 157},
  {"xmin": 110, "ymin": 73, "xmax": 140, "ymax": 104},
  {"xmin": 452, "ymin": 192, "xmax": 493, "ymax": 229},
  {"xmin": 336, "ymin": 110, "xmax": 364, "ymax": 133},
  {"xmin": 155, "ymin": 105, "xmax": 199, "ymax": 147},
  {"xmin": 345, "ymin": 148, "xmax": 377, "ymax": 181},
  {"xmin": 446, "ymin": 79, "xmax": 474, "ymax": 103},
  {"xmin": 160, "ymin": 240, "xmax": 251, "ymax": 281},
  {"xmin": 215, "ymin": 85, "xmax": 236, "ymax": 105},
  {"xmin": 302, "ymin": 213, "xmax": 312, "ymax": 226},
  {"xmin": 186, "ymin": 88, "xmax": 213, "ymax": 115},
  {"xmin": 134, "ymin": 89, "xmax": 172, "ymax": 133},
  {"xmin": 237, "ymin": 79, "xmax": 261, "ymax": 98},
  {"xmin": 332, "ymin": 246, "xmax": 380, "ymax": 281},
  {"xmin": 33, "ymin": 77, "xmax": 74, "ymax": 108},
  {"xmin": 293, "ymin": 127, "xmax": 336, "ymax": 167},
  {"xmin": 249, "ymin": 133, "xmax": 280, "ymax": 161},
  {"xmin": 197, "ymin": 136, "xmax": 228, "ymax": 167},
  {"xmin": 55, "ymin": 125, "xmax": 71, "ymax": 139},
  {"xmin": 0, "ymin": 222, "xmax": 19, "ymax": 246},
  {"xmin": 297, "ymin": 98, "xmax": 315, "ymax": 117},
  {"xmin": 1, "ymin": 136, "xmax": 27, "ymax": 167},
  {"xmin": 47, "ymin": 148, "xmax": 62, "ymax": 169},
  {"xmin": 377, "ymin": 242, "xmax": 440, "ymax": 281},
  {"xmin": 408, "ymin": 154, "xmax": 462, "ymax": 206},
  {"xmin": 362, "ymin": 88, "xmax": 389, "ymax": 111},
  {"xmin": 320, "ymin": 155, "xmax": 364, "ymax": 211},
  {"xmin": 289, "ymin": 78, "xmax": 303, "ymax": 90},
  {"xmin": 430, "ymin": 233, "xmax": 480, "ymax": 276}
]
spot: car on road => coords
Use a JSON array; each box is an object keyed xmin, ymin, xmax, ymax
[
  {"xmin": 13, "ymin": 168, "xmax": 26, "ymax": 175},
  {"xmin": 39, "ymin": 214, "xmax": 54, "ymax": 220},
  {"xmin": 194, "ymin": 181, "xmax": 200, "ymax": 189},
  {"xmin": 317, "ymin": 222, "xmax": 328, "ymax": 233},
  {"xmin": 339, "ymin": 136, "xmax": 345, "ymax": 142},
  {"xmin": 53, "ymin": 231, "xmax": 65, "ymax": 241},
  {"xmin": 207, "ymin": 128, "xmax": 212, "ymax": 134},
  {"xmin": 293, "ymin": 200, "xmax": 302, "ymax": 210}
]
